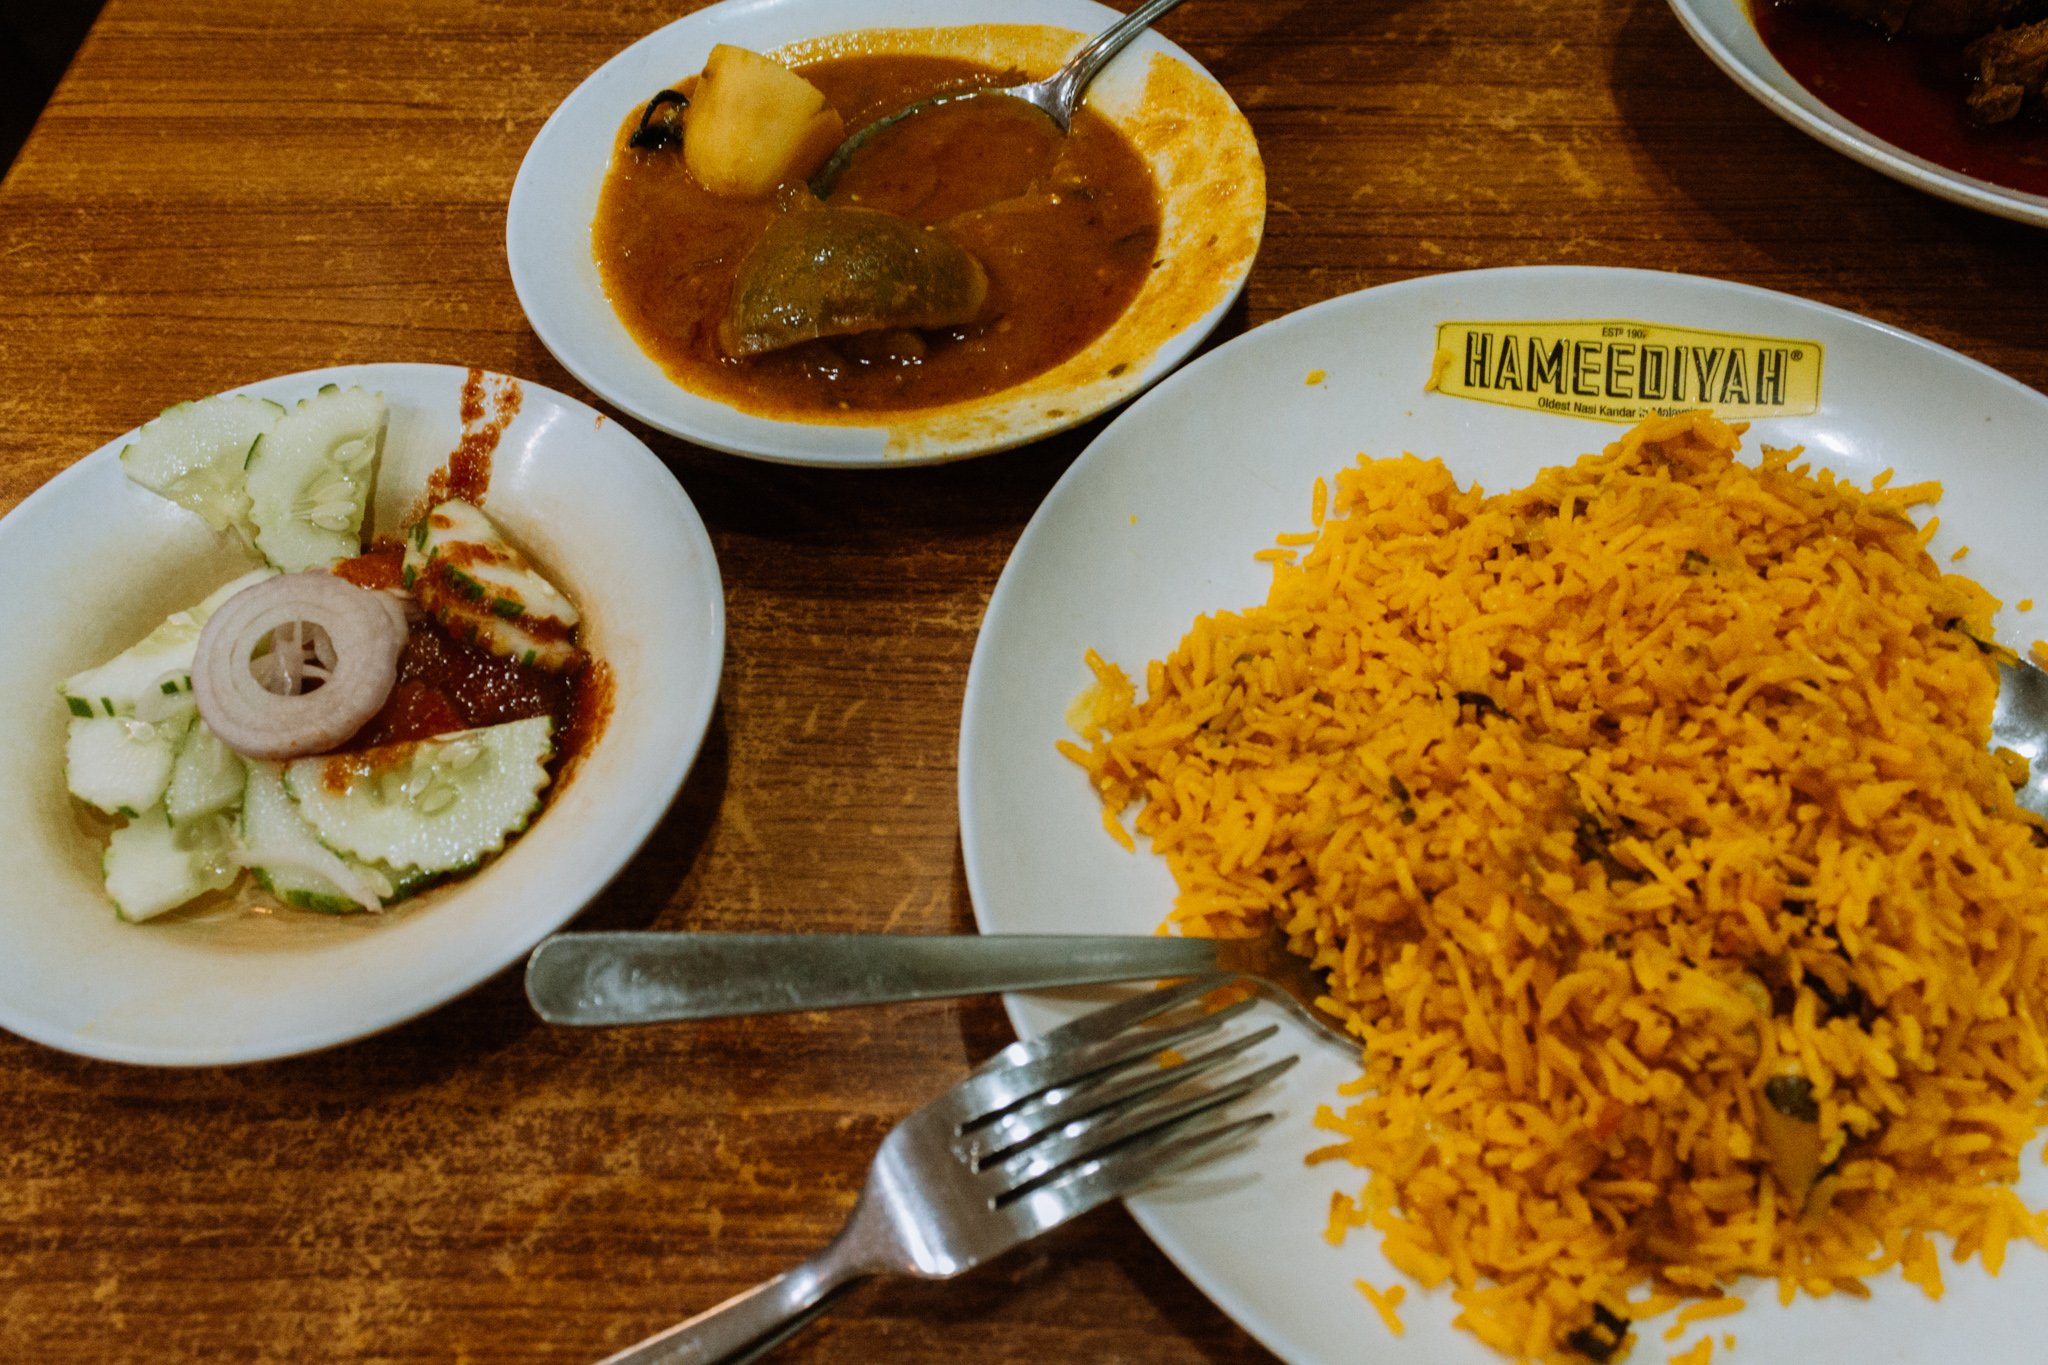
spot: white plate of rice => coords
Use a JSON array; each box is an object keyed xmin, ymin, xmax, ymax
[{"xmin": 959, "ymin": 266, "xmax": 2048, "ymax": 1363}]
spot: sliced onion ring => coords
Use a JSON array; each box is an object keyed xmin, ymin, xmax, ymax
[{"xmin": 193, "ymin": 572, "xmax": 407, "ymax": 760}]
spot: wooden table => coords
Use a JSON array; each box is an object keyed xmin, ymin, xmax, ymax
[{"xmin": 1, "ymin": 1, "xmax": 2043, "ymax": 1360}]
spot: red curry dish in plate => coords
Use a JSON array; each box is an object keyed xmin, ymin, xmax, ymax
[
  {"xmin": 505, "ymin": 2, "xmax": 1266, "ymax": 466},
  {"xmin": 1666, "ymin": 0, "xmax": 2048, "ymax": 224},
  {"xmin": 594, "ymin": 47, "xmax": 1163, "ymax": 417},
  {"xmin": 1752, "ymin": 0, "xmax": 2048, "ymax": 198}
]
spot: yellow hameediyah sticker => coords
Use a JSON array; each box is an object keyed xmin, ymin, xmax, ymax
[{"xmin": 1426, "ymin": 320, "xmax": 1823, "ymax": 423}]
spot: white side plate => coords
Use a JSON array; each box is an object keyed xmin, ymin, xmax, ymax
[{"xmin": 0, "ymin": 363, "xmax": 725, "ymax": 1066}]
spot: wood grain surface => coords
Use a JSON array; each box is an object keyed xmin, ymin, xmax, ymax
[{"xmin": 1, "ymin": 1, "xmax": 2044, "ymax": 1362}]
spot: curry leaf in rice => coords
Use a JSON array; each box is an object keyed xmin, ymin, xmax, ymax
[{"xmin": 1066, "ymin": 411, "xmax": 2048, "ymax": 1362}]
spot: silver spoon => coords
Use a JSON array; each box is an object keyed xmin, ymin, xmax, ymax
[
  {"xmin": 809, "ymin": 0, "xmax": 1194, "ymax": 198},
  {"xmin": 525, "ymin": 921, "xmax": 1356, "ymax": 1049},
  {"xmin": 1996, "ymin": 658, "xmax": 2048, "ymax": 817}
]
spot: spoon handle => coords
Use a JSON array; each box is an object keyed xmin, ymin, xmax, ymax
[
  {"xmin": 525, "ymin": 932, "xmax": 1224, "ymax": 1024},
  {"xmin": 1051, "ymin": 0, "xmax": 1196, "ymax": 106}
]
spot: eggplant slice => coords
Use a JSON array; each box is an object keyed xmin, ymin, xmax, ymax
[{"xmin": 721, "ymin": 206, "xmax": 989, "ymax": 358}]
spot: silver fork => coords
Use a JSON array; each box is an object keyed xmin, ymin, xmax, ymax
[{"xmin": 595, "ymin": 975, "xmax": 1296, "ymax": 1364}]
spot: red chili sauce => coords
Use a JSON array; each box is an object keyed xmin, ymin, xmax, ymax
[
  {"xmin": 333, "ymin": 546, "xmax": 612, "ymax": 795},
  {"xmin": 408, "ymin": 368, "xmax": 522, "ymax": 521},
  {"xmin": 1752, "ymin": 1, "xmax": 2048, "ymax": 197}
]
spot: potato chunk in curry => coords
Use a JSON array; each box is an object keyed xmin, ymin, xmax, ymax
[{"xmin": 684, "ymin": 44, "xmax": 845, "ymax": 198}]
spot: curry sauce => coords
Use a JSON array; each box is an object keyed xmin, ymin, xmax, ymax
[
  {"xmin": 1754, "ymin": 1, "xmax": 2048, "ymax": 197},
  {"xmin": 592, "ymin": 53, "xmax": 1163, "ymax": 417}
]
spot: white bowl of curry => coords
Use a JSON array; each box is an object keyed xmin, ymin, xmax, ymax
[{"xmin": 507, "ymin": 0, "xmax": 1265, "ymax": 467}]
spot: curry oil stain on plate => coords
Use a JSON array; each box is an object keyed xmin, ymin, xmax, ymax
[
  {"xmin": 507, "ymin": 0, "xmax": 1264, "ymax": 467},
  {"xmin": 1668, "ymin": 0, "xmax": 2048, "ymax": 227},
  {"xmin": 0, "ymin": 364, "xmax": 724, "ymax": 1066},
  {"xmin": 959, "ymin": 267, "xmax": 2048, "ymax": 1364}
]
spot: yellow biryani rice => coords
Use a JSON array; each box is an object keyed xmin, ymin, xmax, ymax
[{"xmin": 1061, "ymin": 412, "xmax": 2048, "ymax": 1361}]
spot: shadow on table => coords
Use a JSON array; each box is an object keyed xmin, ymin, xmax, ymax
[
  {"xmin": 0, "ymin": 2, "xmax": 103, "ymax": 176},
  {"xmin": 566, "ymin": 697, "xmax": 731, "ymax": 936},
  {"xmin": 1188, "ymin": 0, "xmax": 1430, "ymax": 91},
  {"xmin": 844, "ymin": 1199, "xmax": 1276, "ymax": 1362}
]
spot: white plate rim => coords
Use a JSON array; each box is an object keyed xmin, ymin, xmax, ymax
[
  {"xmin": 0, "ymin": 361, "xmax": 726, "ymax": 1066},
  {"xmin": 959, "ymin": 264, "xmax": 2048, "ymax": 1364},
  {"xmin": 505, "ymin": 0, "xmax": 1264, "ymax": 468},
  {"xmin": 1667, "ymin": 0, "xmax": 2048, "ymax": 228}
]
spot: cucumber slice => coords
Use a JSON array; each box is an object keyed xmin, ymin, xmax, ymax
[
  {"xmin": 282, "ymin": 716, "xmax": 554, "ymax": 873},
  {"xmin": 119, "ymin": 394, "xmax": 283, "ymax": 540},
  {"xmin": 403, "ymin": 500, "xmax": 582, "ymax": 670},
  {"xmin": 59, "ymin": 567, "xmax": 277, "ymax": 717},
  {"xmin": 165, "ymin": 722, "xmax": 247, "ymax": 826},
  {"xmin": 245, "ymin": 387, "xmax": 386, "ymax": 572},
  {"xmin": 66, "ymin": 713, "xmax": 191, "ymax": 817},
  {"xmin": 103, "ymin": 807, "xmax": 238, "ymax": 923},
  {"xmin": 240, "ymin": 763, "xmax": 423, "ymax": 913},
  {"xmin": 60, "ymin": 567, "xmax": 276, "ymax": 717}
]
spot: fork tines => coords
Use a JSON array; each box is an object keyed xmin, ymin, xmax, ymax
[{"xmin": 946, "ymin": 975, "xmax": 1296, "ymax": 1230}]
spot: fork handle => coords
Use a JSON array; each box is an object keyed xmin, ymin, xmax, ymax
[
  {"xmin": 527, "ymin": 932, "xmax": 1223, "ymax": 1025},
  {"xmin": 596, "ymin": 1245, "xmax": 865, "ymax": 1365},
  {"xmin": 1053, "ymin": 0, "xmax": 1195, "ymax": 105}
]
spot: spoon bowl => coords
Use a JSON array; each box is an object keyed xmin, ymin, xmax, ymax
[
  {"xmin": 1995, "ymin": 658, "xmax": 2048, "ymax": 818},
  {"xmin": 809, "ymin": 0, "xmax": 1194, "ymax": 197}
]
